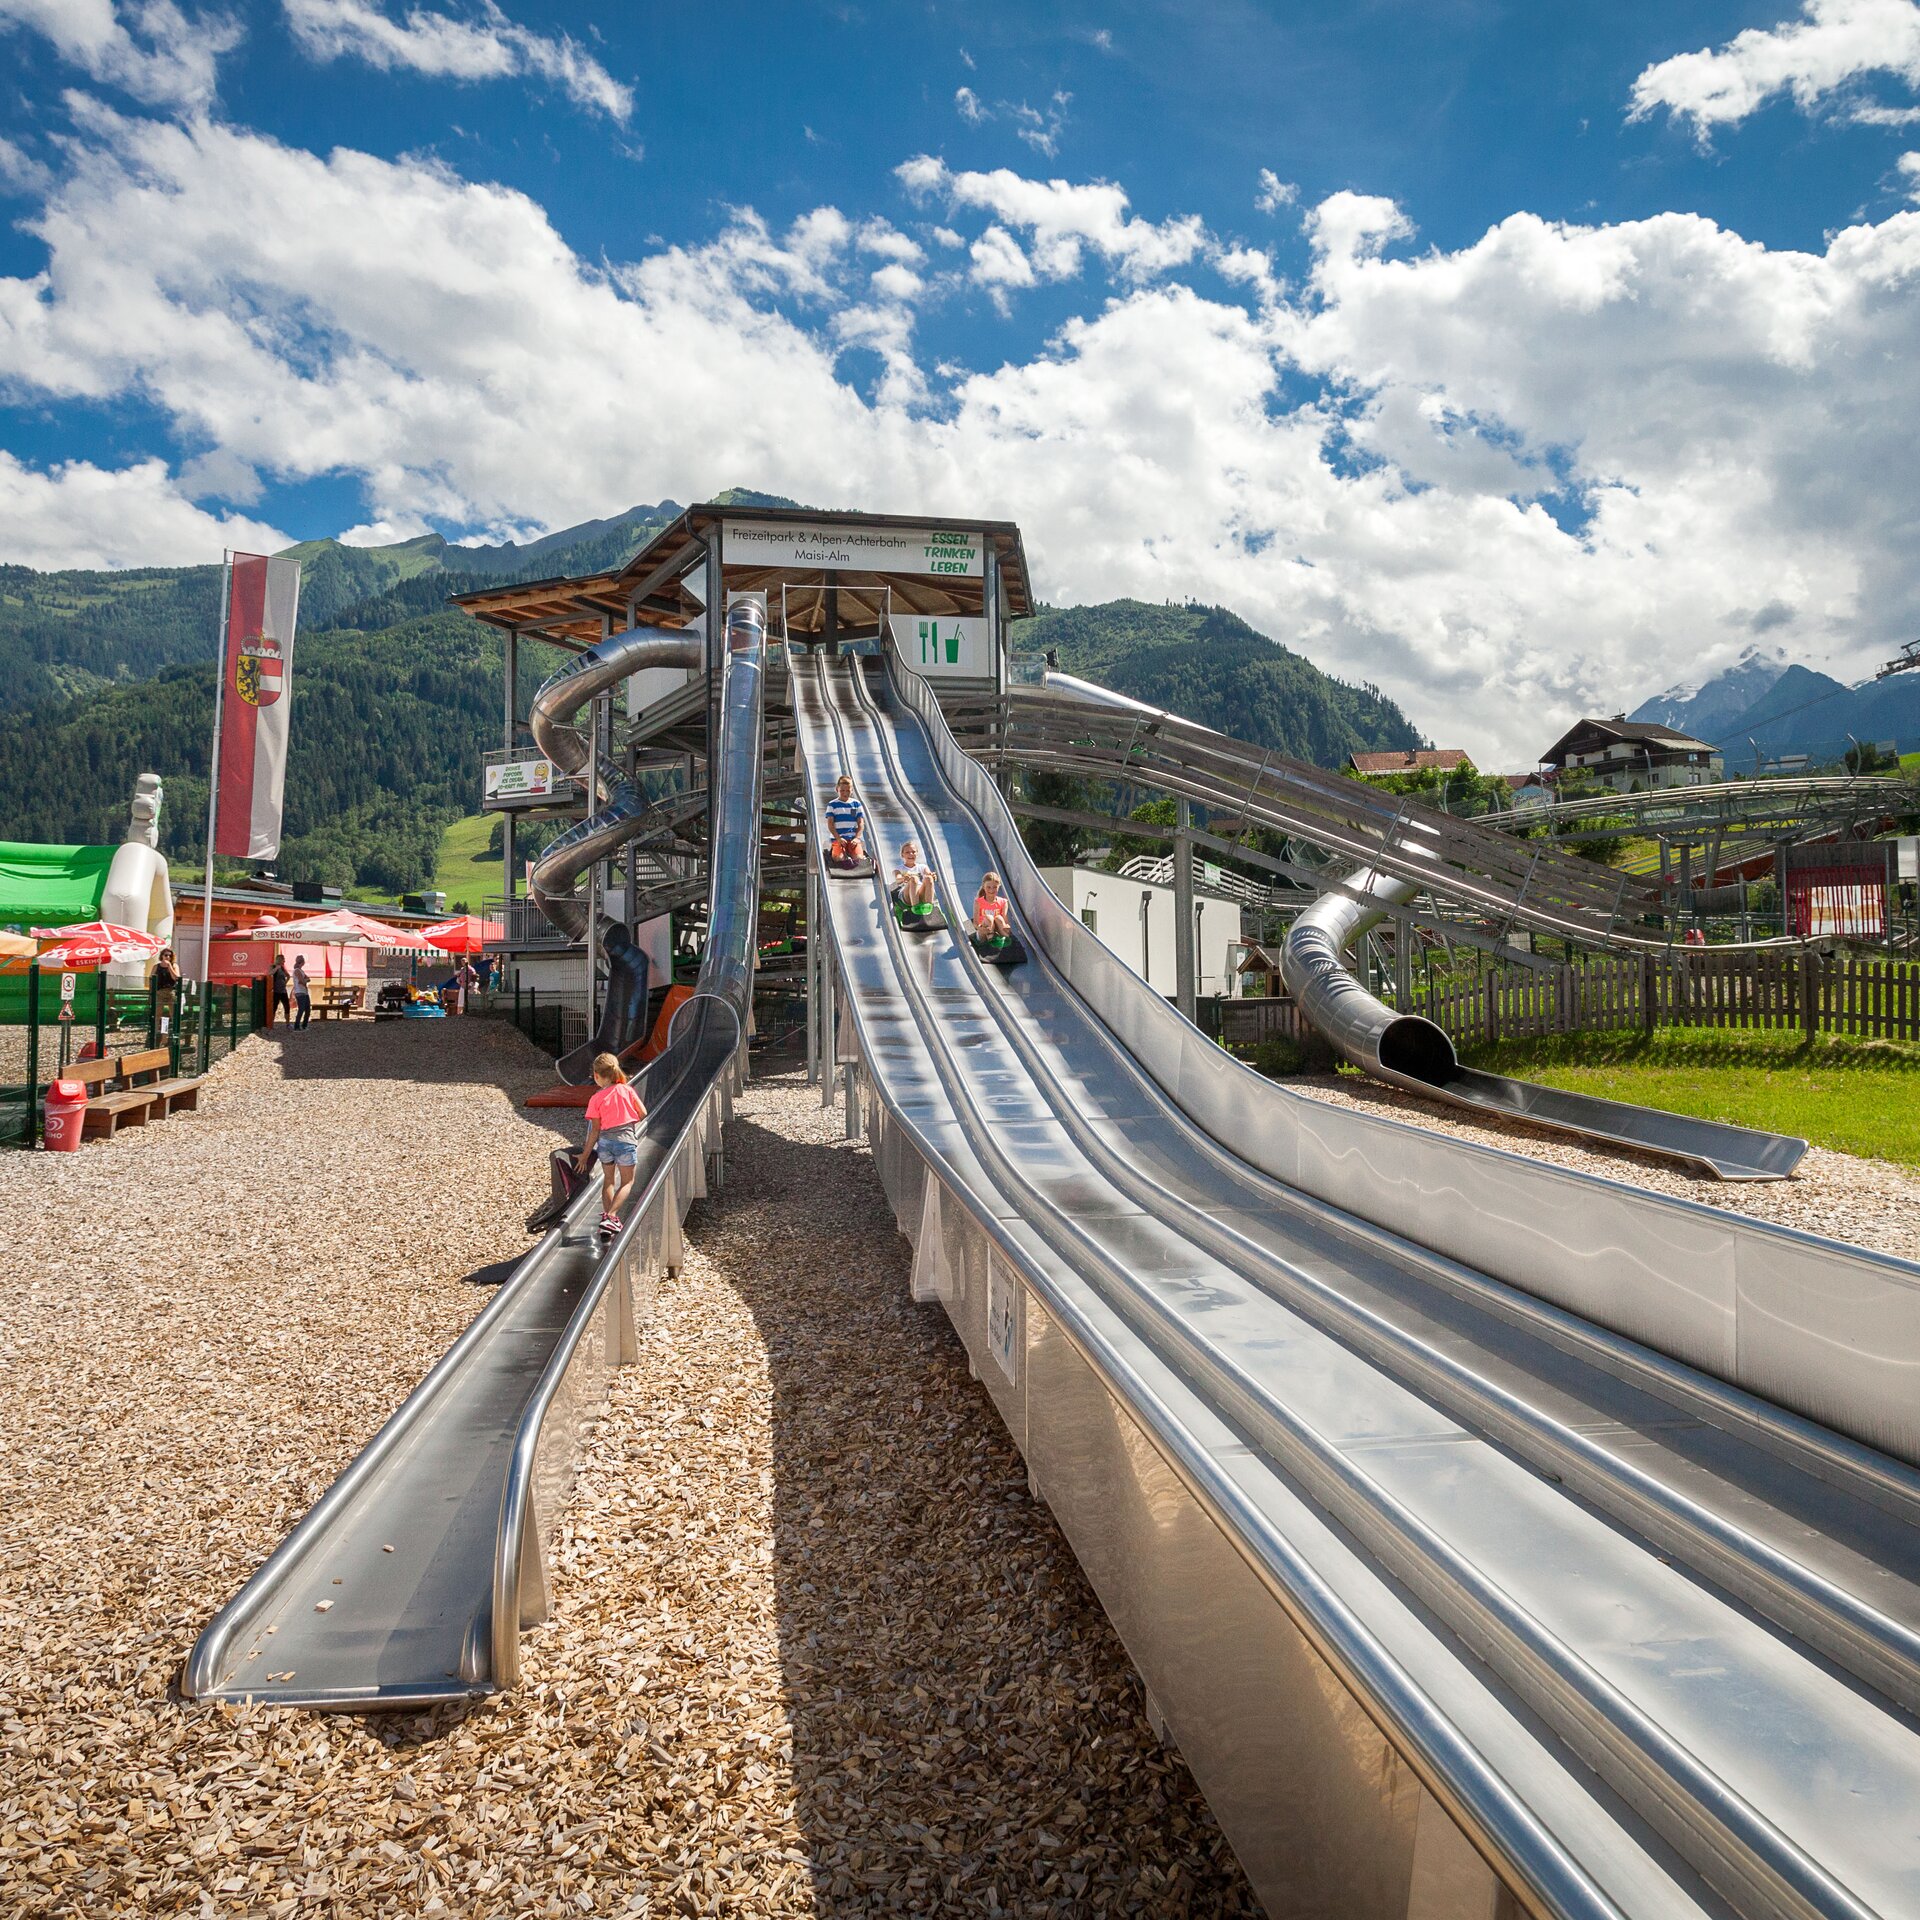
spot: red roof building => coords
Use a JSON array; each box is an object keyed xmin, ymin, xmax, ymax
[{"xmin": 1347, "ymin": 748, "xmax": 1473, "ymax": 777}]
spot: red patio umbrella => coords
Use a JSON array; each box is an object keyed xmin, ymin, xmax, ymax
[
  {"xmin": 33, "ymin": 920, "xmax": 164, "ymax": 969},
  {"xmin": 419, "ymin": 913, "xmax": 504, "ymax": 955}
]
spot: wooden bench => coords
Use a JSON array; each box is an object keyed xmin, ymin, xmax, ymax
[
  {"xmin": 65, "ymin": 1056, "xmax": 159, "ymax": 1139},
  {"xmin": 309, "ymin": 984, "xmax": 367, "ymax": 1020},
  {"xmin": 117, "ymin": 1047, "xmax": 206, "ymax": 1117}
]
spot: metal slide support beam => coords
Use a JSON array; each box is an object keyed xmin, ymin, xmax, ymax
[
  {"xmin": 502, "ymin": 627, "xmax": 518, "ymax": 910},
  {"xmin": 585, "ymin": 674, "xmax": 605, "ymax": 1034},
  {"xmin": 805, "ymin": 859, "xmax": 820, "ymax": 1085},
  {"xmin": 1173, "ymin": 794, "xmax": 1196, "ymax": 1023},
  {"xmin": 820, "ymin": 941, "xmax": 838, "ymax": 1106},
  {"xmin": 705, "ymin": 534, "xmax": 724, "ymax": 877}
]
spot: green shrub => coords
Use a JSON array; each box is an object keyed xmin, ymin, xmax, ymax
[{"xmin": 1253, "ymin": 1035, "xmax": 1307, "ymax": 1078}]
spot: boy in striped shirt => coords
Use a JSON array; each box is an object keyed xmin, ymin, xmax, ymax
[{"xmin": 824, "ymin": 775, "xmax": 867, "ymax": 865}]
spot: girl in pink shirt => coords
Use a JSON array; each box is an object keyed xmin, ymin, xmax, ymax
[{"xmin": 579, "ymin": 1052, "xmax": 647, "ymax": 1238}]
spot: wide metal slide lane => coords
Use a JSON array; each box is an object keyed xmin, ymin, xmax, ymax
[
  {"xmin": 183, "ymin": 599, "xmax": 768, "ymax": 1709},
  {"xmin": 796, "ymin": 648, "xmax": 1920, "ymax": 1920}
]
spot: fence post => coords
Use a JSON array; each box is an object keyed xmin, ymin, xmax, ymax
[
  {"xmin": 229, "ymin": 983, "xmax": 240, "ymax": 1053},
  {"xmin": 23, "ymin": 964, "xmax": 40, "ymax": 1146},
  {"xmin": 147, "ymin": 980, "xmax": 158, "ymax": 1048},
  {"xmin": 1801, "ymin": 949, "xmax": 1820, "ymax": 1042},
  {"xmin": 1641, "ymin": 950, "xmax": 1656, "ymax": 1036},
  {"xmin": 94, "ymin": 975, "xmax": 107, "ymax": 1059},
  {"xmin": 515, "ymin": 975, "xmax": 522, "ymax": 1032}
]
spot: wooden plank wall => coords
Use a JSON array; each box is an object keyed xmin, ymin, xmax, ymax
[{"xmin": 1399, "ymin": 950, "xmax": 1920, "ymax": 1047}]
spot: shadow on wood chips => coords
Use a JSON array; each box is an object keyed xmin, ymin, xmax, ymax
[{"xmin": 712, "ymin": 1093, "xmax": 1259, "ymax": 1917}]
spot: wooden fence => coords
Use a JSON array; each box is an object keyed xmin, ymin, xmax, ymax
[
  {"xmin": 1410, "ymin": 948, "xmax": 1920, "ymax": 1047},
  {"xmin": 1210, "ymin": 949, "xmax": 1920, "ymax": 1055}
]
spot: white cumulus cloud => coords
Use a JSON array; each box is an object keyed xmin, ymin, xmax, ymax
[
  {"xmin": 0, "ymin": 451, "xmax": 289, "ymax": 568},
  {"xmin": 1630, "ymin": 0, "xmax": 1920, "ymax": 136},
  {"xmin": 6, "ymin": 118, "xmax": 1920, "ymax": 766},
  {"xmin": 898, "ymin": 155, "xmax": 1205, "ymax": 286},
  {"xmin": 1255, "ymin": 168, "xmax": 1297, "ymax": 213},
  {"xmin": 0, "ymin": 0, "xmax": 239, "ymax": 110},
  {"xmin": 283, "ymin": 0, "xmax": 633, "ymax": 121}
]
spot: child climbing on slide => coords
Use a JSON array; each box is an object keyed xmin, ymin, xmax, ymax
[{"xmin": 579, "ymin": 1052, "xmax": 647, "ymax": 1240}]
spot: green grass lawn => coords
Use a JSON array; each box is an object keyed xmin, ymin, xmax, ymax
[
  {"xmin": 432, "ymin": 813, "xmax": 499, "ymax": 913},
  {"xmin": 1459, "ymin": 1027, "xmax": 1920, "ymax": 1167}
]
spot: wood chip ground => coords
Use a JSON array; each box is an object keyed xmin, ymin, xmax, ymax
[{"xmin": 0, "ymin": 1020, "xmax": 1256, "ymax": 1916}]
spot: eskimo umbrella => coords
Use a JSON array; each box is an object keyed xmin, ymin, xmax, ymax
[
  {"xmin": 33, "ymin": 920, "xmax": 163, "ymax": 969},
  {"xmin": 260, "ymin": 909, "xmax": 439, "ymax": 951}
]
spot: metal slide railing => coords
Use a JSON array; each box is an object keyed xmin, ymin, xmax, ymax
[
  {"xmin": 183, "ymin": 599, "xmax": 765, "ymax": 1709},
  {"xmin": 796, "ymin": 646, "xmax": 1920, "ymax": 1917}
]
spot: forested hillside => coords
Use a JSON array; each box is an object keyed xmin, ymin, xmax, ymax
[
  {"xmin": 0, "ymin": 610, "xmax": 514, "ymax": 892},
  {"xmin": 0, "ymin": 519, "xmax": 1426, "ymax": 896},
  {"xmin": 1013, "ymin": 600, "xmax": 1424, "ymax": 762}
]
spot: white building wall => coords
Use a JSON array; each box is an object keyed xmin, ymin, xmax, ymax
[{"xmin": 1037, "ymin": 866, "xmax": 1241, "ymax": 999}]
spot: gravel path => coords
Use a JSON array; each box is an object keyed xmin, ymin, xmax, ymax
[
  {"xmin": 0, "ymin": 1033, "xmax": 1253, "ymax": 1917},
  {"xmin": 1289, "ymin": 1071, "xmax": 1920, "ymax": 1262}
]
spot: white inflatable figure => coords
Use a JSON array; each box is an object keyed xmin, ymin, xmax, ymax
[{"xmin": 101, "ymin": 772, "xmax": 175, "ymax": 990}]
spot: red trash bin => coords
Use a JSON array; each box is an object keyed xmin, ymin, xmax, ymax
[{"xmin": 43, "ymin": 1079, "xmax": 87, "ymax": 1152}]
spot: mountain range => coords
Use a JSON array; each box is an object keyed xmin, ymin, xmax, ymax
[
  {"xmin": 0, "ymin": 501, "xmax": 1420, "ymax": 895},
  {"xmin": 1630, "ymin": 646, "xmax": 1920, "ymax": 769}
]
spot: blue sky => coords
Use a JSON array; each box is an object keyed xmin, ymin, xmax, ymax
[{"xmin": 3, "ymin": 0, "xmax": 1920, "ymax": 761}]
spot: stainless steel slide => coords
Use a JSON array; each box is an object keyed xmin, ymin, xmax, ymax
[
  {"xmin": 1019, "ymin": 672, "xmax": 1807, "ymax": 1179},
  {"xmin": 183, "ymin": 598, "xmax": 765, "ymax": 1709},
  {"xmin": 795, "ymin": 646, "xmax": 1920, "ymax": 1919},
  {"xmin": 529, "ymin": 627, "xmax": 703, "ymax": 1082},
  {"xmin": 1281, "ymin": 869, "xmax": 1809, "ymax": 1179}
]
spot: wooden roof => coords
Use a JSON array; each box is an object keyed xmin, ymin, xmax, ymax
[{"xmin": 452, "ymin": 502, "xmax": 1034, "ymax": 650}]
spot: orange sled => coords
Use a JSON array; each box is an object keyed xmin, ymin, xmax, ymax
[{"xmin": 523, "ymin": 984, "xmax": 696, "ymax": 1107}]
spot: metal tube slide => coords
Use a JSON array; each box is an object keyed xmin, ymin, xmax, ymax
[
  {"xmin": 1280, "ymin": 868, "xmax": 1808, "ymax": 1179},
  {"xmin": 528, "ymin": 629, "xmax": 703, "ymax": 1080},
  {"xmin": 183, "ymin": 601, "xmax": 765, "ymax": 1710}
]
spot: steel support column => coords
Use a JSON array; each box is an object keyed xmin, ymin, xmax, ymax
[
  {"xmin": 1173, "ymin": 794, "xmax": 1196, "ymax": 1024},
  {"xmin": 805, "ymin": 860, "xmax": 820, "ymax": 1086}
]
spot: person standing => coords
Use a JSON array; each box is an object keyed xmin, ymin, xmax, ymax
[
  {"xmin": 455, "ymin": 957, "xmax": 478, "ymax": 1014},
  {"xmin": 150, "ymin": 945, "xmax": 181, "ymax": 1039},
  {"xmin": 291, "ymin": 954, "xmax": 313, "ymax": 1029},
  {"xmin": 270, "ymin": 953, "xmax": 291, "ymax": 1029}
]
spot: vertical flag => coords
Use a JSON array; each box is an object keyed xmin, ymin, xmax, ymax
[{"xmin": 214, "ymin": 553, "xmax": 302, "ymax": 859}]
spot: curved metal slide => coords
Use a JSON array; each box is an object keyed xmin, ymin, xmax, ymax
[
  {"xmin": 1281, "ymin": 869, "xmax": 1808, "ymax": 1179},
  {"xmin": 183, "ymin": 598, "xmax": 765, "ymax": 1708},
  {"xmin": 795, "ymin": 647, "xmax": 1920, "ymax": 1919},
  {"xmin": 1016, "ymin": 674, "xmax": 1806, "ymax": 1179}
]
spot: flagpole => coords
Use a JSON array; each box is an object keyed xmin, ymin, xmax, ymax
[{"xmin": 197, "ymin": 553, "xmax": 232, "ymax": 1058}]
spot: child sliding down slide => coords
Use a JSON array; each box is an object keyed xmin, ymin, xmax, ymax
[
  {"xmin": 969, "ymin": 870, "xmax": 1026, "ymax": 967},
  {"xmin": 823, "ymin": 775, "xmax": 872, "ymax": 874},
  {"xmin": 891, "ymin": 843, "xmax": 946, "ymax": 931},
  {"xmin": 580, "ymin": 1052, "xmax": 648, "ymax": 1241}
]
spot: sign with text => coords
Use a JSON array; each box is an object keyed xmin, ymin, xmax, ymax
[
  {"xmin": 483, "ymin": 758, "xmax": 557, "ymax": 803},
  {"xmin": 724, "ymin": 519, "xmax": 981, "ymax": 578},
  {"xmin": 59, "ymin": 971, "xmax": 76, "ymax": 1003},
  {"xmin": 889, "ymin": 614, "xmax": 992, "ymax": 679}
]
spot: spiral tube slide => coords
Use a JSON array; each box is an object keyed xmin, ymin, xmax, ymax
[
  {"xmin": 528, "ymin": 627, "xmax": 704, "ymax": 1081},
  {"xmin": 1280, "ymin": 869, "xmax": 1808, "ymax": 1180}
]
